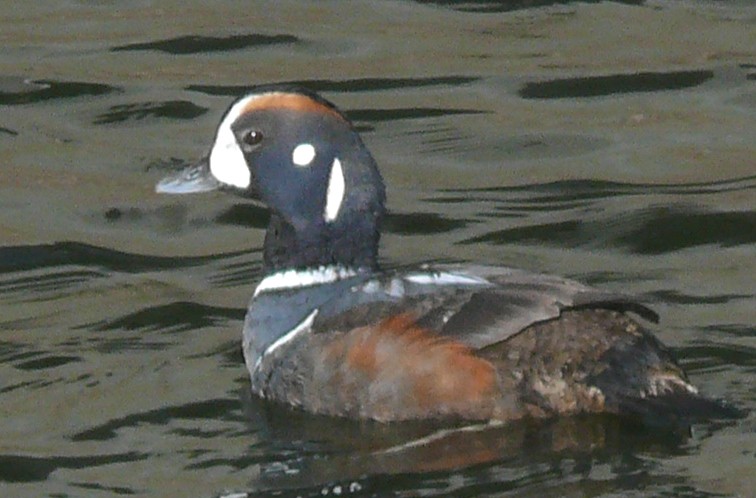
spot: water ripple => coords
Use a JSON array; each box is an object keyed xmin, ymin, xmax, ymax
[
  {"xmin": 187, "ymin": 76, "xmax": 480, "ymax": 97},
  {"xmin": 0, "ymin": 79, "xmax": 118, "ymax": 106},
  {"xmin": 0, "ymin": 242, "xmax": 235, "ymax": 274},
  {"xmin": 414, "ymin": 0, "xmax": 643, "ymax": 13},
  {"xmin": 79, "ymin": 301, "xmax": 244, "ymax": 334},
  {"xmin": 0, "ymin": 452, "xmax": 147, "ymax": 483},
  {"xmin": 94, "ymin": 100, "xmax": 208, "ymax": 124},
  {"xmin": 437, "ymin": 175, "xmax": 756, "ymax": 203},
  {"xmin": 0, "ymin": 269, "xmax": 105, "ymax": 303},
  {"xmin": 71, "ymin": 398, "xmax": 241, "ymax": 441},
  {"xmin": 462, "ymin": 207, "xmax": 755, "ymax": 253},
  {"xmin": 111, "ymin": 34, "xmax": 300, "ymax": 54},
  {"xmin": 520, "ymin": 70, "xmax": 715, "ymax": 99}
]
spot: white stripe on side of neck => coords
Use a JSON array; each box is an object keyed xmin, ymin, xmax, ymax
[{"xmin": 253, "ymin": 266, "xmax": 361, "ymax": 296}]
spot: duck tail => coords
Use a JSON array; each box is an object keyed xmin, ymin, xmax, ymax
[
  {"xmin": 594, "ymin": 368, "xmax": 744, "ymax": 427},
  {"xmin": 611, "ymin": 389, "xmax": 743, "ymax": 427}
]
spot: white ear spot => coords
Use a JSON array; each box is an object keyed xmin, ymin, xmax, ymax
[
  {"xmin": 208, "ymin": 97, "xmax": 254, "ymax": 189},
  {"xmin": 324, "ymin": 158, "xmax": 345, "ymax": 223},
  {"xmin": 292, "ymin": 143, "xmax": 316, "ymax": 167}
]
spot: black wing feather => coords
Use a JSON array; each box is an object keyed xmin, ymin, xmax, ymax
[{"xmin": 312, "ymin": 265, "xmax": 657, "ymax": 351}]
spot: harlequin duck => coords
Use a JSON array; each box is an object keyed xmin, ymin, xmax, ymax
[{"xmin": 156, "ymin": 85, "xmax": 732, "ymax": 423}]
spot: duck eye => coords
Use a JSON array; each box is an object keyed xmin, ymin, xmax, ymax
[{"xmin": 241, "ymin": 130, "xmax": 263, "ymax": 148}]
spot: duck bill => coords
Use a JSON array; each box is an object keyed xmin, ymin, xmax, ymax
[{"xmin": 155, "ymin": 156, "xmax": 221, "ymax": 194}]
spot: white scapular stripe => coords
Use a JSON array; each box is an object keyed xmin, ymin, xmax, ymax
[
  {"xmin": 404, "ymin": 271, "xmax": 490, "ymax": 286},
  {"xmin": 324, "ymin": 158, "xmax": 345, "ymax": 222}
]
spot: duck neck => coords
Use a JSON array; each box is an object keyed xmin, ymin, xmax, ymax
[{"xmin": 262, "ymin": 212, "xmax": 381, "ymax": 275}]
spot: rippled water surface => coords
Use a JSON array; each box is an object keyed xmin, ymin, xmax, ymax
[{"xmin": 2, "ymin": 1, "xmax": 754, "ymax": 497}]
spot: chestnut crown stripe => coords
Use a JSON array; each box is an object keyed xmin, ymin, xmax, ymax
[{"xmin": 240, "ymin": 92, "xmax": 347, "ymax": 121}]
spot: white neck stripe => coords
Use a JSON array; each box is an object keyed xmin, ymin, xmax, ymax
[
  {"xmin": 324, "ymin": 157, "xmax": 345, "ymax": 222},
  {"xmin": 254, "ymin": 266, "xmax": 360, "ymax": 296}
]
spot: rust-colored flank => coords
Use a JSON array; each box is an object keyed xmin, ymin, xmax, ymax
[
  {"xmin": 338, "ymin": 313, "xmax": 499, "ymax": 419},
  {"xmin": 242, "ymin": 92, "xmax": 346, "ymax": 121}
]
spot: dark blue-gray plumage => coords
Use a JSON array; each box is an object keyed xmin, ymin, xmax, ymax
[{"xmin": 157, "ymin": 85, "xmax": 737, "ymax": 424}]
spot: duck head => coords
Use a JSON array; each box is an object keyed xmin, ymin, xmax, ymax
[{"xmin": 157, "ymin": 85, "xmax": 386, "ymax": 274}]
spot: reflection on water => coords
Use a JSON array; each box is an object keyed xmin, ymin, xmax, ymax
[
  {"xmin": 238, "ymin": 406, "xmax": 699, "ymax": 497},
  {"xmin": 1, "ymin": 0, "xmax": 753, "ymax": 496}
]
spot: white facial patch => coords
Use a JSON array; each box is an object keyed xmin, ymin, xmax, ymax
[
  {"xmin": 208, "ymin": 96, "xmax": 256, "ymax": 189},
  {"xmin": 324, "ymin": 158, "xmax": 345, "ymax": 222},
  {"xmin": 292, "ymin": 143, "xmax": 316, "ymax": 167}
]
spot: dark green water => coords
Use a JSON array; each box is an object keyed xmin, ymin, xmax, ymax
[{"xmin": 1, "ymin": 1, "xmax": 754, "ymax": 497}]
